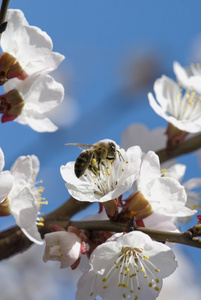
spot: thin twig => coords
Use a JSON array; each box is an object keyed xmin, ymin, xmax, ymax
[
  {"xmin": 0, "ymin": 0, "xmax": 9, "ymax": 24},
  {"xmin": 70, "ymin": 220, "xmax": 201, "ymax": 249}
]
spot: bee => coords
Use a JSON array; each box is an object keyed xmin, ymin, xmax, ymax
[{"xmin": 66, "ymin": 141, "xmax": 122, "ymax": 178}]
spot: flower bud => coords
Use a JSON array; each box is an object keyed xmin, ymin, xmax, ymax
[
  {"xmin": 126, "ymin": 191, "xmax": 153, "ymax": 219},
  {"xmin": 0, "ymin": 52, "xmax": 28, "ymax": 85},
  {"xmin": 0, "ymin": 89, "xmax": 24, "ymax": 123},
  {"xmin": 0, "ymin": 197, "xmax": 11, "ymax": 216}
]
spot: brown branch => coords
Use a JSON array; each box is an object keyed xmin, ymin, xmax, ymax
[
  {"xmin": 0, "ymin": 133, "xmax": 201, "ymax": 261},
  {"xmin": 0, "ymin": 198, "xmax": 91, "ymax": 260},
  {"xmin": 70, "ymin": 220, "xmax": 201, "ymax": 249},
  {"xmin": 0, "ymin": 0, "xmax": 10, "ymax": 25},
  {"xmin": 156, "ymin": 133, "xmax": 201, "ymax": 163}
]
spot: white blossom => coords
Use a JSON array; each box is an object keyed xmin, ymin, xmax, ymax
[
  {"xmin": 60, "ymin": 141, "xmax": 142, "ymax": 203},
  {"xmin": 173, "ymin": 61, "xmax": 201, "ymax": 94},
  {"xmin": 6, "ymin": 73, "xmax": 64, "ymax": 132},
  {"xmin": 43, "ymin": 231, "xmax": 82, "ymax": 268},
  {"xmin": 76, "ymin": 231, "xmax": 178, "ymax": 300},
  {"xmin": 165, "ymin": 164, "xmax": 201, "ymax": 212},
  {"xmin": 135, "ymin": 151, "xmax": 196, "ymax": 217},
  {"xmin": 0, "ymin": 148, "xmax": 13, "ymax": 203},
  {"xmin": 148, "ymin": 75, "xmax": 201, "ymax": 133},
  {"xmin": 8, "ymin": 155, "xmax": 45, "ymax": 244},
  {"xmin": 1, "ymin": 9, "xmax": 64, "ymax": 89}
]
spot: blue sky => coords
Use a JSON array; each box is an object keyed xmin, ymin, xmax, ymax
[{"xmin": 1, "ymin": 1, "xmax": 201, "ymax": 299}]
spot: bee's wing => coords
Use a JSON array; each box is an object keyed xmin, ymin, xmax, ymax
[{"xmin": 65, "ymin": 143, "xmax": 94, "ymax": 149}]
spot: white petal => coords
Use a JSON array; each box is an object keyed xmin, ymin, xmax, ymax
[
  {"xmin": 9, "ymin": 187, "xmax": 38, "ymax": 229},
  {"xmin": 17, "ymin": 74, "xmax": 64, "ymax": 113},
  {"xmin": 76, "ymin": 270, "xmax": 98, "ymax": 300},
  {"xmin": 138, "ymin": 151, "xmax": 161, "ymax": 190},
  {"xmin": 173, "ymin": 61, "xmax": 189, "ymax": 87},
  {"xmin": 165, "ymin": 164, "xmax": 186, "ymax": 182},
  {"xmin": 143, "ymin": 212, "xmax": 178, "ymax": 233},
  {"xmin": 15, "ymin": 110, "xmax": 58, "ymax": 132},
  {"xmin": 0, "ymin": 171, "xmax": 14, "ymax": 203},
  {"xmin": 30, "ymin": 155, "xmax": 40, "ymax": 174},
  {"xmin": 184, "ymin": 177, "xmax": 201, "ymax": 190},
  {"xmin": 147, "ymin": 177, "xmax": 196, "ymax": 217},
  {"xmin": 148, "ymin": 92, "xmax": 171, "ymax": 122},
  {"xmin": 10, "ymin": 156, "xmax": 33, "ymax": 186},
  {"xmin": 0, "ymin": 147, "xmax": 5, "ymax": 171},
  {"xmin": 22, "ymin": 225, "xmax": 43, "ymax": 245},
  {"xmin": 154, "ymin": 76, "xmax": 180, "ymax": 110}
]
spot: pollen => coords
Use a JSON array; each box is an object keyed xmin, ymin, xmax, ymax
[{"xmin": 37, "ymin": 222, "xmax": 44, "ymax": 226}]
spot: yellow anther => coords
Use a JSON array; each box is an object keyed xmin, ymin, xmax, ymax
[
  {"xmin": 149, "ymin": 283, "xmax": 152, "ymax": 287},
  {"xmin": 155, "ymin": 278, "xmax": 159, "ymax": 283},
  {"xmin": 154, "ymin": 286, "xmax": 160, "ymax": 291},
  {"xmin": 143, "ymin": 255, "xmax": 149, "ymax": 259},
  {"xmin": 103, "ymin": 285, "xmax": 107, "ymax": 289},
  {"xmin": 102, "ymin": 278, "xmax": 107, "ymax": 282},
  {"xmin": 37, "ymin": 222, "xmax": 44, "ymax": 226},
  {"xmin": 123, "ymin": 293, "xmax": 126, "ymax": 298},
  {"xmin": 122, "ymin": 168, "xmax": 125, "ymax": 172}
]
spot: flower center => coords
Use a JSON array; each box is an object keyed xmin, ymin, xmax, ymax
[
  {"xmin": 99, "ymin": 246, "xmax": 160, "ymax": 299},
  {"xmin": 83, "ymin": 158, "xmax": 129, "ymax": 197},
  {"xmin": 166, "ymin": 85, "xmax": 201, "ymax": 121}
]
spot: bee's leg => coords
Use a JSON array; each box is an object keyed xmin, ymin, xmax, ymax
[
  {"xmin": 101, "ymin": 161, "xmax": 106, "ymax": 167},
  {"xmin": 88, "ymin": 158, "xmax": 99, "ymax": 176},
  {"xmin": 117, "ymin": 150, "xmax": 124, "ymax": 161}
]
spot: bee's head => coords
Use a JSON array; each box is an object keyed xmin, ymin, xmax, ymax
[{"xmin": 108, "ymin": 142, "xmax": 116, "ymax": 155}]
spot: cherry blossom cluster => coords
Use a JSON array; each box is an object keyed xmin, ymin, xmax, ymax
[
  {"xmin": 0, "ymin": 9, "xmax": 64, "ymax": 132},
  {"xmin": 0, "ymin": 5, "xmax": 201, "ymax": 300},
  {"xmin": 42, "ymin": 139, "xmax": 200, "ymax": 300},
  {"xmin": 148, "ymin": 61, "xmax": 201, "ymax": 149}
]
